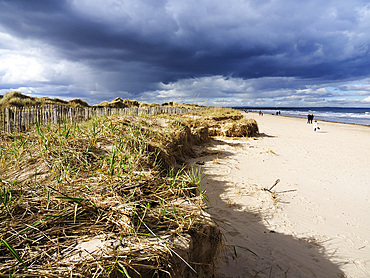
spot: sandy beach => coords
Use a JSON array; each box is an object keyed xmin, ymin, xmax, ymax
[{"xmin": 190, "ymin": 112, "xmax": 370, "ymax": 277}]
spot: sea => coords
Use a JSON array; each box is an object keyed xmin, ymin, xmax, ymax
[{"xmin": 234, "ymin": 107, "xmax": 370, "ymax": 126}]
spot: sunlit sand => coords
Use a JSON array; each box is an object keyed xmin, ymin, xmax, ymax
[{"xmin": 190, "ymin": 112, "xmax": 370, "ymax": 277}]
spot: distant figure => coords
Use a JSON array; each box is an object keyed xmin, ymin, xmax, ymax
[
  {"xmin": 307, "ymin": 113, "xmax": 314, "ymax": 124},
  {"xmin": 313, "ymin": 120, "xmax": 320, "ymax": 131},
  {"xmin": 259, "ymin": 110, "xmax": 263, "ymax": 116},
  {"xmin": 276, "ymin": 111, "xmax": 281, "ymax": 115}
]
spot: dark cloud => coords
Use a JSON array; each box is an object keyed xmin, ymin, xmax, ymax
[{"xmin": 0, "ymin": 0, "xmax": 370, "ymax": 106}]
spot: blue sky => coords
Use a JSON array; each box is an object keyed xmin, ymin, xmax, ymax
[{"xmin": 1, "ymin": 0, "xmax": 370, "ymax": 107}]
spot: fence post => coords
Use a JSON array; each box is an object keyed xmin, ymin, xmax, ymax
[
  {"xmin": 6, "ymin": 108, "xmax": 9, "ymax": 133},
  {"xmin": 0, "ymin": 103, "xmax": 194, "ymax": 135},
  {"xmin": 20, "ymin": 107, "xmax": 24, "ymax": 131},
  {"xmin": 1, "ymin": 108, "xmax": 3, "ymax": 133}
]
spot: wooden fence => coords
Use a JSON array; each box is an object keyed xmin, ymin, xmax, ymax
[{"xmin": 0, "ymin": 105, "xmax": 192, "ymax": 134}]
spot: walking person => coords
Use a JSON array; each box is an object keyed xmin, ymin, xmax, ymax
[
  {"xmin": 313, "ymin": 120, "xmax": 320, "ymax": 131},
  {"xmin": 307, "ymin": 113, "xmax": 314, "ymax": 124}
]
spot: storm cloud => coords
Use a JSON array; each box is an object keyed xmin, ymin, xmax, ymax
[{"xmin": 1, "ymin": 0, "xmax": 370, "ymax": 106}]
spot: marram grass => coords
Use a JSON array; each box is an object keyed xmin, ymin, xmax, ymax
[
  {"xmin": 0, "ymin": 108, "xmax": 258, "ymax": 277},
  {"xmin": 0, "ymin": 114, "xmax": 207, "ymax": 277}
]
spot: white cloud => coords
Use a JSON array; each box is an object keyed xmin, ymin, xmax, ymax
[
  {"xmin": 363, "ymin": 96, "xmax": 370, "ymax": 102},
  {"xmin": 0, "ymin": 31, "xmax": 100, "ymax": 96},
  {"xmin": 0, "ymin": 54, "xmax": 47, "ymax": 83}
]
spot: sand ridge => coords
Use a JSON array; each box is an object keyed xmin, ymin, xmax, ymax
[{"xmin": 189, "ymin": 112, "xmax": 370, "ymax": 277}]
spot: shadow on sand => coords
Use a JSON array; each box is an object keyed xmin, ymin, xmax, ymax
[
  {"xmin": 191, "ymin": 139, "xmax": 346, "ymax": 278},
  {"xmin": 255, "ymin": 132, "xmax": 276, "ymax": 138}
]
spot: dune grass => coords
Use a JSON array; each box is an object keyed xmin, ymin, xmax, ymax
[
  {"xmin": 0, "ymin": 91, "xmax": 205, "ymax": 110},
  {"xmin": 0, "ymin": 113, "xmax": 208, "ymax": 276},
  {"xmin": 0, "ymin": 105, "xmax": 258, "ymax": 276}
]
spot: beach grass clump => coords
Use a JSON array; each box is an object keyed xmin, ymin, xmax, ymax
[
  {"xmin": 0, "ymin": 113, "xmax": 214, "ymax": 277},
  {"xmin": 0, "ymin": 91, "xmax": 89, "ymax": 108},
  {"xmin": 41, "ymin": 96, "xmax": 69, "ymax": 106},
  {"xmin": 182, "ymin": 107, "xmax": 259, "ymax": 137},
  {"xmin": 94, "ymin": 97, "xmax": 140, "ymax": 108},
  {"xmin": 0, "ymin": 91, "xmax": 41, "ymax": 107},
  {"xmin": 220, "ymin": 118, "xmax": 259, "ymax": 137},
  {"xmin": 67, "ymin": 98, "xmax": 90, "ymax": 108},
  {"xmin": 190, "ymin": 107, "xmax": 242, "ymax": 118}
]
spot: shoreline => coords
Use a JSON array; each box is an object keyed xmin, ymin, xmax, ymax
[
  {"xmin": 261, "ymin": 113, "xmax": 370, "ymax": 127},
  {"xmin": 190, "ymin": 112, "xmax": 370, "ymax": 277},
  {"xmin": 241, "ymin": 109, "xmax": 370, "ymax": 127}
]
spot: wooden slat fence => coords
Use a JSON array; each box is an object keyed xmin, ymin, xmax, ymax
[{"xmin": 0, "ymin": 105, "xmax": 192, "ymax": 134}]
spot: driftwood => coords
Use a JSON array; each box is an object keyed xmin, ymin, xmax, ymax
[{"xmin": 263, "ymin": 179, "xmax": 280, "ymax": 193}]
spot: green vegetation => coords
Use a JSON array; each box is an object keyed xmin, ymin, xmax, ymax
[
  {"xmin": 0, "ymin": 118, "xmax": 198, "ymax": 276},
  {"xmin": 0, "ymin": 93, "xmax": 258, "ymax": 276}
]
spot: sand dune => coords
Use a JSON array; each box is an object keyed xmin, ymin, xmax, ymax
[{"xmin": 190, "ymin": 112, "xmax": 370, "ymax": 277}]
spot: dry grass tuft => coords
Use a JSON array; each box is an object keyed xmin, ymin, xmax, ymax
[
  {"xmin": 183, "ymin": 107, "xmax": 259, "ymax": 138},
  {"xmin": 94, "ymin": 98, "xmax": 140, "ymax": 108},
  {"xmin": 0, "ymin": 91, "xmax": 41, "ymax": 107}
]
